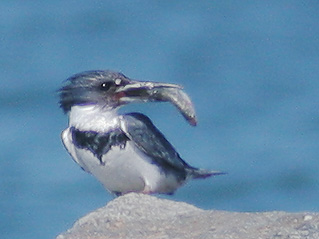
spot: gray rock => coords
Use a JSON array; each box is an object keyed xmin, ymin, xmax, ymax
[{"xmin": 56, "ymin": 193, "xmax": 319, "ymax": 239}]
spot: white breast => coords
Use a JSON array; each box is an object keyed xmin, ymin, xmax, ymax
[
  {"xmin": 62, "ymin": 106, "xmax": 182, "ymax": 194},
  {"xmin": 64, "ymin": 135, "xmax": 181, "ymax": 194}
]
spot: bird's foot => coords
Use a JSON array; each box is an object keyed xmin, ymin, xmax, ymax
[{"xmin": 141, "ymin": 185, "xmax": 152, "ymax": 194}]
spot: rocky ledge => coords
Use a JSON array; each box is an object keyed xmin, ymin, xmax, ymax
[{"xmin": 56, "ymin": 193, "xmax": 319, "ymax": 239}]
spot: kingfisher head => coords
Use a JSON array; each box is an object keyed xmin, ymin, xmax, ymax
[{"xmin": 59, "ymin": 70, "xmax": 197, "ymax": 126}]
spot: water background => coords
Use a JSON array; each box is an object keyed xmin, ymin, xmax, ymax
[{"xmin": 1, "ymin": 1, "xmax": 319, "ymax": 238}]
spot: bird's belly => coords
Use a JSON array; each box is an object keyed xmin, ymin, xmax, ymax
[{"xmin": 74, "ymin": 142, "xmax": 181, "ymax": 194}]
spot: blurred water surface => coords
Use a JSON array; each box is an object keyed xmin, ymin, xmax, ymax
[{"xmin": 1, "ymin": 1, "xmax": 319, "ymax": 238}]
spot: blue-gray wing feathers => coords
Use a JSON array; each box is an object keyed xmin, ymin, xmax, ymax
[
  {"xmin": 121, "ymin": 113, "xmax": 225, "ymax": 179},
  {"xmin": 121, "ymin": 113, "xmax": 189, "ymax": 171}
]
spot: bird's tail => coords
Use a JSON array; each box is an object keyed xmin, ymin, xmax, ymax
[{"xmin": 187, "ymin": 167, "xmax": 226, "ymax": 179}]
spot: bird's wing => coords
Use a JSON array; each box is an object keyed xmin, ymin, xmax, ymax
[
  {"xmin": 61, "ymin": 128, "xmax": 91, "ymax": 173},
  {"xmin": 119, "ymin": 112, "xmax": 188, "ymax": 171}
]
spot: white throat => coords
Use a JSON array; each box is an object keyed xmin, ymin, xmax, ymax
[{"xmin": 68, "ymin": 105, "xmax": 120, "ymax": 132}]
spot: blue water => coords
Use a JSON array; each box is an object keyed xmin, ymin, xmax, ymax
[{"xmin": 1, "ymin": 1, "xmax": 319, "ymax": 238}]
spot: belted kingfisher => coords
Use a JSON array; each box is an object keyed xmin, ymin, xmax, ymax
[{"xmin": 59, "ymin": 70, "xmax": 223, "ymax": 196}]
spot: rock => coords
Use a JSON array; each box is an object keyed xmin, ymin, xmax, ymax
[{"xmin": 56, "ymin": 193, "xmax": 319, "ymax": 239}]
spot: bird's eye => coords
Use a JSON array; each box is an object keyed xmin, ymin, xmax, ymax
[{"xmin": 100, "ymin": 82, "xmax": 112, "ymax": 91}]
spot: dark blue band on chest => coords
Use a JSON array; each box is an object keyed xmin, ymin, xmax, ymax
[{"xmin": 70, "ymin": 127, "xmax": 129, "ymax": 164}]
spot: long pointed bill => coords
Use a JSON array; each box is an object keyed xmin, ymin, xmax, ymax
[{"xmin": 116, "ymin": 80, "xmax": 197, "ymax": 126}]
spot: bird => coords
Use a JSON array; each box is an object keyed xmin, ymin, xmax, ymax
[{"xmin": 59, "ymin": 70, "xmax": 223, "ymax": 196}]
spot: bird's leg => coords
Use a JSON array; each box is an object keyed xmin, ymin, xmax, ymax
[{"xmin": 141, "ymin": 185, "xmax": 153, "ymax": 194}]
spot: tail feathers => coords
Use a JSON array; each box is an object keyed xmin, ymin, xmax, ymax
[{"xmin": 187, "ymin": 168, "xmax": 226, "ymax": 179}]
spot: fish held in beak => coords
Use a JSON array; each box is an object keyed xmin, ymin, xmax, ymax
[{"xmin": 148, "ymin": 86, "xmax": 197, "ymax": 126}]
